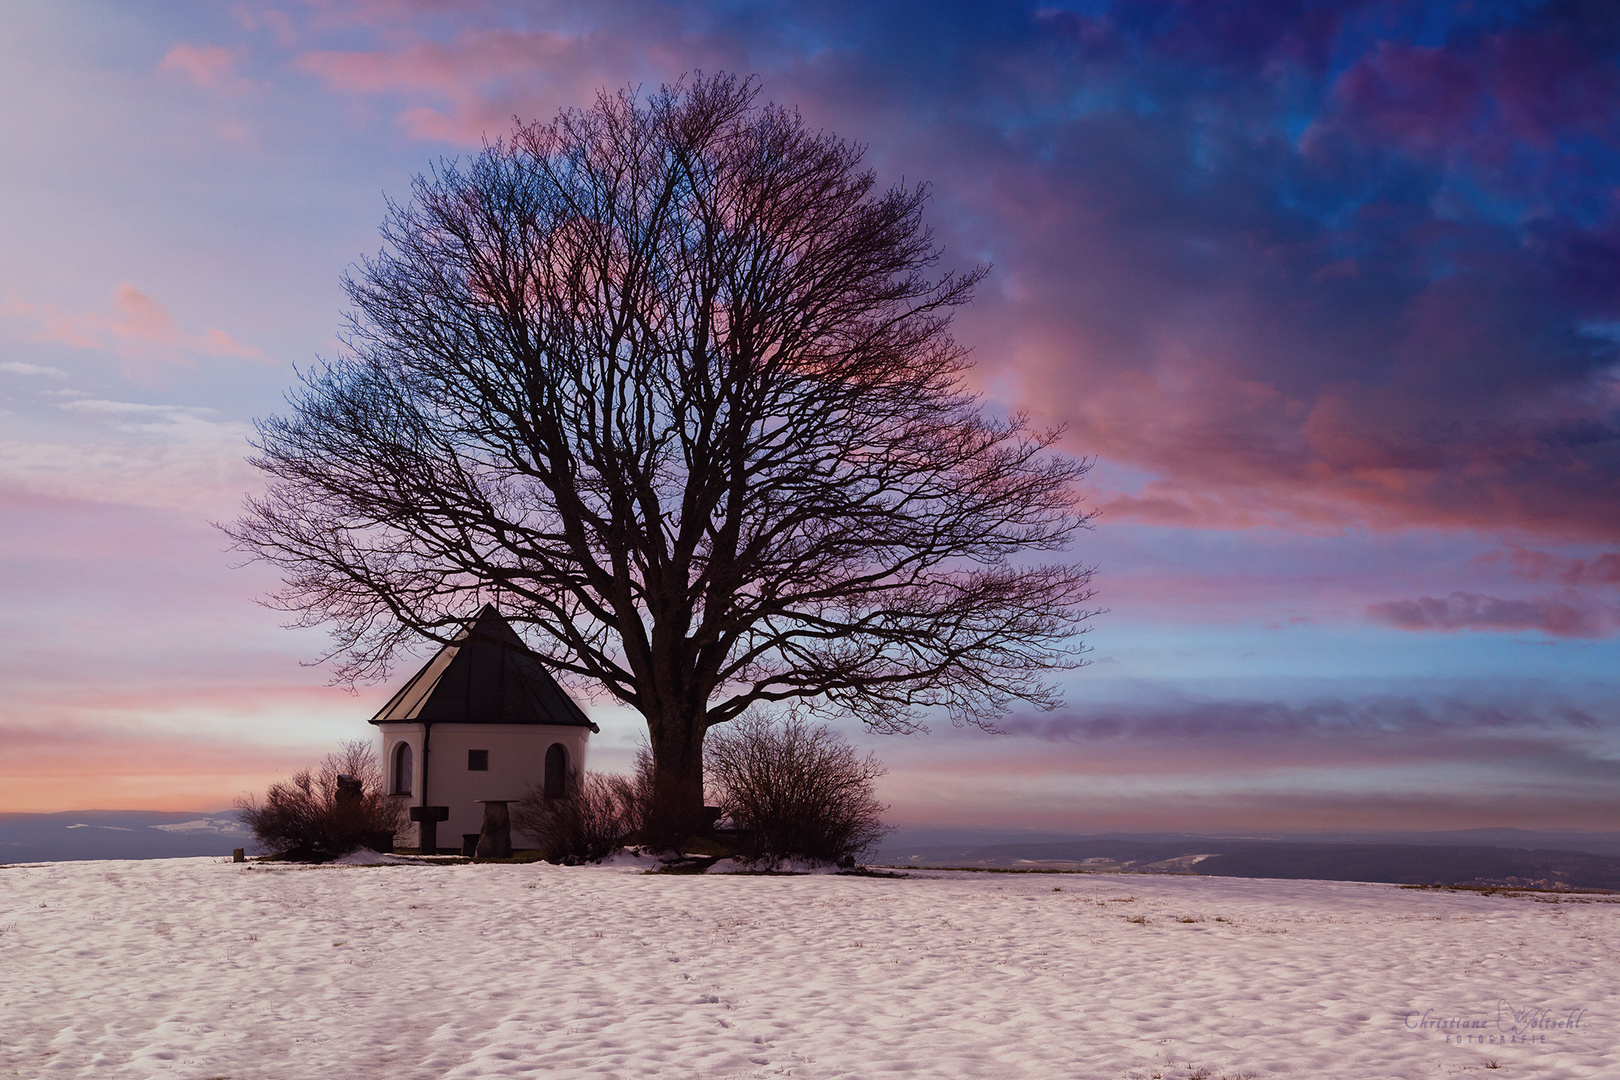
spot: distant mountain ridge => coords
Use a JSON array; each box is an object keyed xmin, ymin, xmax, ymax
[
  {"xmin": 878, "ymin": 826, "xmax": 1620, "ymax": 857},
  {"xmin": 875, "ymin": 829, "xmax": 1620, "ymax": 890},
  {"xmin": 0, "ymin": 810, "xmax": 251, "ymax": 863},
  {"xmin": 10, "ymin": 813, "xmax": 1620, "ymax": 888}
]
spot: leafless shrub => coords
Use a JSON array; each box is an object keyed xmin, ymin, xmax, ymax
[
  {"xmin": 706, "ymin": 713, "xmax": 892, "ymax": 866},
  {"xmin": 235, "ymin": 740, "xmax": 406, "ymax": 859},
  {"xmin": 512, "ymin": 749, "xmax": 654, "ymax": 863}
]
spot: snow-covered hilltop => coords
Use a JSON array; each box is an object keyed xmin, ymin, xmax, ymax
[{"xmin": 1, "ymin": 858, "xmax": 1613, "ymax": 1078}]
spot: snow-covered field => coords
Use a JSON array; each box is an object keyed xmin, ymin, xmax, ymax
[{"xmin": 1, "ymin": 858, "xmax": 1614, "ymax": 1079}]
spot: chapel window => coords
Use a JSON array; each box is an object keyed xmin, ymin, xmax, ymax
[
  {"xmin": 544, "ymin": 743, "xmax": 568, "ymax": 799},
  {"xmin": 392, "ymin": 742, "xmax": 413, "ymax": 795}
]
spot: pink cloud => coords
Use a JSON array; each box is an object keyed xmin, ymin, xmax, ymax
[
  {"xmin": 1367, "ymin": 590, "xmax": 1618, "ymax": 638},
  {"xmin": 1020, "ymin": 352, "xmax": 1515, "ymax": 535},
  {"xmin": 160, "ymin": 43, "xmax": 256, "ymax": 95},
  {"xmin": 1371, "ymin": 545, "xmax": 1620, "ymax": 639},
  {"xmin": 296, "ymin": 29, "xmax": 635, "ymax": 143},
  {"xmin": 1, "ymin": 284, "xmax": 264, "ymax": 379},
  {"xmin": 983, "ymin": 247, "xmax": 1620, "ymax": 539},
  {"xmin": 1476, "ymin": 544, "xmax": 1620, "ymax": 587},
  {"xmin": 292, "ymin": 19, "xmax": 734, "ymax": 143}
]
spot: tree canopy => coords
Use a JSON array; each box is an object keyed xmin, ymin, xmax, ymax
[{"xmin": 230, "ymin": 73, "xmax": 1097, "ymax": 829}]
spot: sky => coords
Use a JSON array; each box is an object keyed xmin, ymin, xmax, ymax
[{"xmin": 2, "ymin": 0, "xmax": 1618, "ymax": 832}]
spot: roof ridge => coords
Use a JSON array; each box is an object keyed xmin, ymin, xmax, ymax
[{"xmin": 368, "ymin": 607, "xmax": 598, "ymax": 731}]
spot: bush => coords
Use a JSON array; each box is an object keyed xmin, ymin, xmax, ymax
[
  {"xmin": 512, "ymin": 749, "xmax": 653, "ymax": 863},
  {"xmin": 235, "ymin": 741, "xmax": 406, "ymax": 859},
  {"xmin": 706, "ymin": 713, "xmax": 891, "ymax": 866}
]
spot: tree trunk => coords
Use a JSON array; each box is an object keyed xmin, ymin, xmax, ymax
[{"xmin": 645, "ymin": 712, "xmax": 708, "ymax": 848}]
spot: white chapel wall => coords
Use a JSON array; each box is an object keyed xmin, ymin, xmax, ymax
[{"xmin": 376, "ymin": 722, "xmax": 591, "ymax": 850}]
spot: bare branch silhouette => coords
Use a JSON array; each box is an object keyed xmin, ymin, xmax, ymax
[{"xmin": 227, "ymin": 73, "xmax": 1098, "ymax": 833}]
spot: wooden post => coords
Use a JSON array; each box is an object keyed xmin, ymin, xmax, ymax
[{"xmin": 232, "ymin": 848, "xmax": 245, "ymax": 863}]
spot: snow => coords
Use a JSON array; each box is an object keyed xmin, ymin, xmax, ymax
[
  {"xmin": 1, "ymin": 858, "xmax": 1615, "ymax": 1079},
  {"xmin": 147, "ymin": 818, "xmax": 243, "ymax": 835},
  {"xmin": 706, "ymin": 857, "xmax": 846, "ymax": 875},
  {"xmin": 594, "ymin": 849, "xmax": 665, "ymax": 871},
  {"xmin": 332, "ymin": 848, "xmax": 420, "ymax": 866}
]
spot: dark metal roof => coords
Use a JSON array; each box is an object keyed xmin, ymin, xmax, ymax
[{"xmin": 368, "ymin": 605, "xmax": 599, "ymax": 731}]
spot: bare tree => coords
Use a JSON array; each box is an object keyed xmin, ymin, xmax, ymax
[{"xmin": 228, "ymin": 73, "xmax": 1097, "ymax": 835}]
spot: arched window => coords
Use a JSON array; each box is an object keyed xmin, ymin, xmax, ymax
[
  {"xmin": 392, "ymin": 742, "xmax": 413, "ymax": 796},
  {"xmin": 544, "ymin": 743, "xmax": 568, "ymax": 799}
]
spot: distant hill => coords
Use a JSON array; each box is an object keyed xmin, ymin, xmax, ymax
[
  {"xmin": 11, "ymin": 812, "xmax": 1620, "ymax": 888},
  {"xmin": 878, "ymin": 826, "xmax": 1620, "ymax": 857},
  {"xmin": 0, "ymin": 810, "xmax": 252, "ymax": 863},
  {"xmin": 1197, "ymin": 842, "xmax": 1620, "ymax": 890},
  {"xmin": 876, "ymin": 830, "xmax": 1620, "ymax": 890}
]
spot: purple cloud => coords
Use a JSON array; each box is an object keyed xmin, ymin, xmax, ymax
[
  {"xmin": 1003, "ymin": 693, "xmax": 1608, "ymax": 744},
  {"xmin": 1368, "ymin": 590, "xmax": 1619, "ymax": 637},
  {"xmin": 1476, "ymin": 544, "xmax": 1620, "ymax": 587},
  {"xmin": 253, "ymin": 0, "xmax": 1620, "ymax": 541}
]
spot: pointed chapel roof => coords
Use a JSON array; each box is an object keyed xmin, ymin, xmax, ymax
[{"xmin": 369, "ymin": 605, "xmax": 598, "ymax": 731}]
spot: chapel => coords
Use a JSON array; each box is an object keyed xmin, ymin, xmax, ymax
[{"xmin": 370, "ymin": 604, "xmax": 597, "ymax": 854}]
